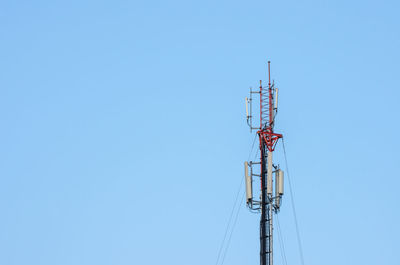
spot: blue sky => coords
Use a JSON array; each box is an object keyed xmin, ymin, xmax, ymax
[{"xmin": 1, "ymin": 1, "xmax": 399, "ymax": 265}]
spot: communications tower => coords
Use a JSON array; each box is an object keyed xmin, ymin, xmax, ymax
[{"xmin": 244, "ymin": 61, "xmax": 284, "ymax": 265}]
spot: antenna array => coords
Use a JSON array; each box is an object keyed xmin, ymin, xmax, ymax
[{"xmin": 244, "ymin": 61, "xmax": 284, "ymax": 265}]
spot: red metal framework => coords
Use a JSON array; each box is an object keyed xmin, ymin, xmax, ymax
[{"xmin": 257, "ymin": 61, "xmax": 282, "ymax": 152}]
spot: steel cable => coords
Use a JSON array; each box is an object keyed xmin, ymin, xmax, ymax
[
  {"xmin": 220, "ymin": 191, "xmax": 245, "ymax": 265},
  {"xmin": 214, "ymin": 177, "xmax": 244, "ymax": 265},
  {"xmin": 214, "ymin": 134, "xmax": 256, "ymax": 265},
  {"xmin": 282, "ymin": 138, "xmax": 306, "ymax": 265},
  {"xmin": 276, "ymin": 215, "xmax": 288, "ymax": 265}
]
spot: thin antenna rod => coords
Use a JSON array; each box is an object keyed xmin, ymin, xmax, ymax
[
  {"xmin": 259, "ymin": 80, "xmax": 262, "ymax": 130},
  {"xmin": 268, "ymin": 62, "xmax": 273, "ymax": 127},
  {"xmin": 268, "ymin": 61, "xmax": 271, "ymax": 88}
]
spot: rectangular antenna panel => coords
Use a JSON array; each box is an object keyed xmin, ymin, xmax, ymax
[
  {"xmin": 244, "ymin": 162, "xmax": 252, "ymax": 203},
  {"xmin": 274, "ymin": 88, "xmax": 278, "ymax": 110},
  {"xmin": 277, "ymin": 169, "xmax": 284, "ymax": 195}
]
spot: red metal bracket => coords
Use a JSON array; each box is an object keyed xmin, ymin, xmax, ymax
[{"xmin": 258, "ymin": 130, "xmax": 282, "ymax": 152}]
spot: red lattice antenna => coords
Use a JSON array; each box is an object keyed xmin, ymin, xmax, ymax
[{"xmin": 257, "ymin": 61, "xmax": 282, "ymax": 152}]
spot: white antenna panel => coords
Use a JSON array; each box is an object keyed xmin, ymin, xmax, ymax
[
  {"xmin": 277, "ymin": 169, "xmax": 284, "ymax": 195},
  {"xmin": 244, "ymin": 162, "xmax": 252, "ymax": 204}
]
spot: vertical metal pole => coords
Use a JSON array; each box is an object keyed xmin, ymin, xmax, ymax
[
  {"xmin": 250, "ymin": 89, "xmax": 253, "ymax": 129},
  {"xmin": 260, "ymin": 143, "xmax": 273, "ymax": 265},
  {"xmin": 260, "ymin": 139, "xmax": 265, "ymax": 265},
  {"xmin": 259, "ymin": 80, "xmax": 263, "ymax": 129},
  {"xmin": 267, "ymin": 151, "xmax": 273, "ymax": 194},
  {"xmin": 259, "ymin": 78, "xmax": 266, "ymax": 265},
  {"xmin": 258, "ymin": 61, "xmax": 278, "ymax": 265},
  {"xmin": 269, "ymin": 183, "xmax": 274, "ymax": 265},
  {"xmin": 268, "ymin": 60, "xmax": 273, "ymax": 265},
  {"xmin": 268, "ymin": 61, "xmax": 273, "ymax": 128},
  {"xmin": 268, "ymin": 61, "xmax": 271, "ymax": 88},
  {"xmin": 267, "ymin": 151, "xmax": 273, "ymax": 265}
]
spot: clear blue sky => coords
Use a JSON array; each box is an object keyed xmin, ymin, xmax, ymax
[{"xmin": 1, "ymin": 1, "xmax": 399, "ymax": 265}]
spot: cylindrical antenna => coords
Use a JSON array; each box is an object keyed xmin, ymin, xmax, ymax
[
  {"xmin": 274, "ymin": 88, "xmax": 278, "ymax": 111},
  {"xmin": 244, "ymin": 162, "xmax": 253, "ymax": 205},
  {"xmin": 278, "ymin": 169, "xmax": 284, "ymax": 195},
  {"xmin": 274, "ymin": 169, "xmax": 284, "ymax": 209}
]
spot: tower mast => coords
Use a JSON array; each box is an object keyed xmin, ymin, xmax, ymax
[{"xmin": 245, "ymin": 61, "xmax": 283, "ymax": 265}]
